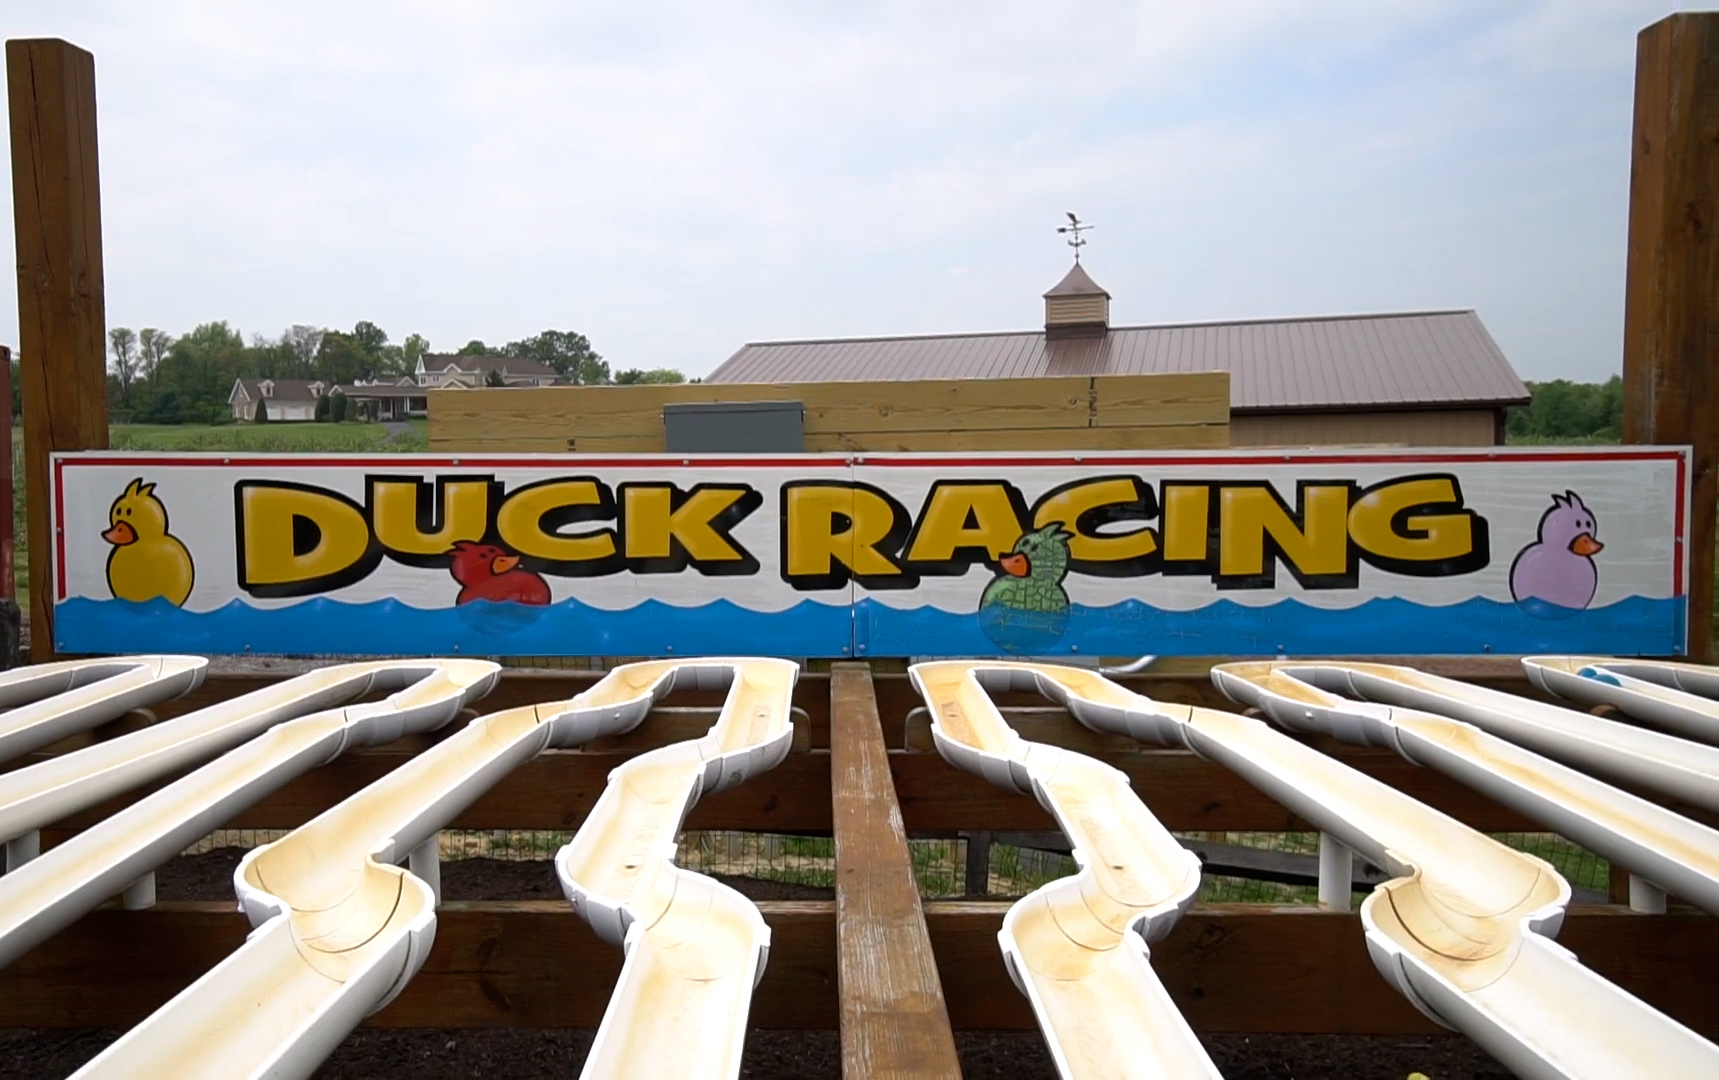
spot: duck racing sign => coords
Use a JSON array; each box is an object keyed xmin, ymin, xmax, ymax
[{"xmin": 50, "ymin": 448, "xmax": 1692, "ymax": 658}]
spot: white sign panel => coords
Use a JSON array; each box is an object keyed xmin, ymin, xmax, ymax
[{"xmin": 50, "ymin": 447, "xmax": 1691, "ymax": 657}]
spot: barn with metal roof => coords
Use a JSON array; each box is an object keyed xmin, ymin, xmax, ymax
[{"xmin": 708, "ymin": 262, "xmax": 1531, "ymax": 447}]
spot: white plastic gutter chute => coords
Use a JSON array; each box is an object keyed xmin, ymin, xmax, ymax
[
  {"xmin": 0, "ymin": 655, "xmax": 206, "ymax": 766},
  {"xmin": 0, "ymin": 660, "xmax": 496, "ymax": 853},
  {"xmin": 554, "ymin": 658, "xmax": 799, "ymax": 1080},
  {"xmin": 1233, "ymin": 659, "xmax": 1719, "ymax": 813},
  {"xmin": 921, "ymin": 660, "xmax": 1719, "ymax": 1080},
  {"xmin": 76, "ymin": 658, "xmax": 797, "ymax": 1080},
  {"xmin": 908, "ymin": 661, "xmax": 1215, "ymax": 1080},
  {"xmin": 0, "ymin": 659, "xmax": 501, "ymax": 971},
  {"xmin": 1522, "ymin": 656, "xmax": 1719, "ymax": 744},
  {"xmin": 1211, "ymin": 659, "xmax": 1719, "ymax": 915}
]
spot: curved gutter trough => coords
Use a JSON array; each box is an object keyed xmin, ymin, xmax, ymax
[
  {"xmin": 919, "ymin": 660, "xmax": 1719, "ymax": 1080},
  {"xmin": 1211, "ymin": 660, "xmax": 1719, "ymax": 916},
  {"xmin": 76, "ymin": 658, "xmax": 796, "ymax": 1080},
  {"xmin": 0, "ymin": 655, "xmax": 206, "ymax": 768},
  {"xmin": 0, "ymin": 659, "xmax": 501, "ymax": 972},
  {"xmin": 908, "ymin": 661, "xmax": 1213, "ymax": 1080},
  {"xmin": 554, "ymin": 658, "xmax": 798, "ymax": 1079},
  {"xmin": 1523, "ymin": 656, "xmax": 1719, "ymax": 744}
]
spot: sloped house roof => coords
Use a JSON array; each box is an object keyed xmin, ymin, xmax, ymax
[
  {"xmin": 339, "ymin": 378, "xmax": 426, "ymax": 399},
  {"xmin": 415, "ymin": 353, "xmax": 557, "ymax": 379},
  {"xmin": 229, "ymin": 378, "xmax": 332, "ymax": 403}
]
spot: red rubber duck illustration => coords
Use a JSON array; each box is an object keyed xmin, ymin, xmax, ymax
[{"xmin": 447, "ymin": 541, "xmax": 551, "ymax": 606}]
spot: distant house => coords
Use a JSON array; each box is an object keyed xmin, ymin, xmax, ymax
[
  {"xmin": 414, "ymin": 353, "xmax": 558, "ymax": 389},
  {"xmin": 231, "ymin": 354, "xmax": 558, "ymax": 422},
  {"xmin": 340, "ymin": 377, "xmax": 429, "ymax": 422},
  {"xmin": 228, "ymin": 378, "xmax": 333, "ymax": 422}
]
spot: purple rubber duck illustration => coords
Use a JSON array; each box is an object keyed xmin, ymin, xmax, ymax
[{"xmin": 1509, "ymin": 491, "xmax": 1603, "ymax": 614}]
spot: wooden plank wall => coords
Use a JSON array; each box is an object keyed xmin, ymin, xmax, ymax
[
  {"xmin": 1229, "ymin": 408, "xmax": 1500, "ymax": 449},
  {"xmin": 1622, "ymin": 13, "xmax": 1719, "ymax": 662},
  {"xmin": 426, "ymin": 372, "xmax": 1230, "ymax": 453},
  {"xmin": 6, "ymin": 39, "xmax": 111, "ymax": 662}
]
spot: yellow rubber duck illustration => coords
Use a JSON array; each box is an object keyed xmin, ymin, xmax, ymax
[{"xmin": 102, "ymin": 478, "xmax": 194, "ymax": 607}]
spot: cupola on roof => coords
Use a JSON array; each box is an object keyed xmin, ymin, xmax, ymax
[{"xmin": 1044, "ymin": 261, "xmax": 1111, "ymax": 338}]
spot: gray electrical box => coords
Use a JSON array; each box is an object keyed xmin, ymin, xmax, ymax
[{"xmin": 662, "ymin": 400, "xmax": 805, "ymax": 453}]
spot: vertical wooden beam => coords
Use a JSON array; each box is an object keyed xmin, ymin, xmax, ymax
[
  {"xmin": 962, "ymin": 830, "xmax": 992, "ymax": 896},
  {"xmin": 7, "ymin": 39, "xmax": 110, "ymax": 663},
  {"xmin": 1623, "ymin": 14, "xmax": 1719, "ymax": 662},
  {"xmin": 1609, "ymin": 860, "xmax": 1632, "ymax": 905},
  {"xmin": 0, "ymin": 345, "xmax": 16, "ymax": 669},
  {"xmin": 830, "ymin": 663, "xmax": 960, "ymax": 1078},
  {"xmin": 0, "ymin": 345, "xmax": 12, "ymax": 601}
]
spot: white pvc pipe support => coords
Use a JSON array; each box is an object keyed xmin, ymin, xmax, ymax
[
  {"xmin": 1629, "ymin": 874, "xmax": 1668, "ymax": 915},
  {"xmin": 122, "ymin": 872, "xmax": 156, "ymax": 911},
  {"xmin": 409, "ymin": 834, "xmax": 441, "ymax": 907},
  {"xmin": 1318, "ymin": 832, "xmax": 1353, "ymax": 911},
  {"xmin": 4, "ymin": 830, "xmax": 39, "ymax": 872}
]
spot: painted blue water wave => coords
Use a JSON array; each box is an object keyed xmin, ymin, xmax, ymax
[
  {"xmin": 861, "ymin": 595, "xmax": 1687, "ymax": 658},
  {"xmin": 53, "ymin": 593, "xmax": 1686, "ymax": 658},
  {"xmin": 53, "ymin": 596, "xmax": 856, "ymax": 657}
]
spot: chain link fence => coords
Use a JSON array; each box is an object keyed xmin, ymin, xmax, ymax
[{"xmin": 178, "ymin": 827, "xmax": 1613, "ymax": 905}]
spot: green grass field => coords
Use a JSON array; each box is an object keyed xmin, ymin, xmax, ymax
[{"xmin": 108, "ymin": 420, "xmax": 427, "ymax": 452}]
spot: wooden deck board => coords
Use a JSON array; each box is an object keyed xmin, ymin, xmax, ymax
[{"xmin": 830, "ymin": 664, "xmax": 960, "ymax": 1077}]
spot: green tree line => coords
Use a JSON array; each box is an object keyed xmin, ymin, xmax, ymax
[
  {"xmin": 88, "ymin": 322, "xmax": 685, "ymax": 424},
  {"xmin": 2, "ymin": 355, "xmax": 1622, "ymax": 438},
  {"xmin": 1506, "ymin": 376, "xmax": 1625, "ymax": 443}
]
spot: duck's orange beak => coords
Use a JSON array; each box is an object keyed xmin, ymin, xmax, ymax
[
  {"xmin": 491, "ymin": 554, "xmax": 520, "ymax": 575},
  {"xmin": 999, "ymin": 552, "xmax": 1029, "ymax": 577},
  {"xmin": 1569, "ymin": 533, "xmax": 1603, "ymax": 557},
  {"xmin": 102, "ymin": 520, "xmax": 136, "ymax": 546}
]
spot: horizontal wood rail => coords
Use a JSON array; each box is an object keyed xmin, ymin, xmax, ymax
[
  {"xmin": 0, "ymin": 902, "xmax": 1710, "ymax": 1036},
  {"xmin": 47, "ymin": 661, "xmax": 1560, "ymax": 751},
  {"xmin": 16, "ymin": 660, "xmax": 1708, "ymax": 841},
  {"xmin": 27, "ymin": 738, "xmax": 1710, "ymax": 840}
]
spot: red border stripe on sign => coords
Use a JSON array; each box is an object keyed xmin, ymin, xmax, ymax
[
  {"xmin": 51, "ymin": 448, "xmax": 1693, "ymax": 604},
  {"xmin": 54, "ymin": 457, "xmax": 66, "ymax": 601}
]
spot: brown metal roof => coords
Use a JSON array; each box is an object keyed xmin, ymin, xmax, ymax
[
  {"xmin": 706, "ymin": 309, "xmax": 1530, "ymax": 413},
  {"xmin": 1044, "ymin": 262, "xmax": 1110, "ymax": 298}
]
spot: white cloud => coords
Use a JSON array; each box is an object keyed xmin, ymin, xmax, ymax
[{"xmin": 0, "ymin": 0, "xmax": 1690, "ymax": 379}]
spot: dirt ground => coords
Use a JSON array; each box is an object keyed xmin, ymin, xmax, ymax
[
  {"xmin": 0, "ymin": 1026, "xmax": 1510, "ymax": 1079},
  {"xmin": 2, "ymin": 850, "xmax": 1513, "ymax": 1078}
]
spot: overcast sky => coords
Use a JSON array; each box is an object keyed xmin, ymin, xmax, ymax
[{"xmin": 2, "ymin": 2, "xmax": 1695, "ymax": 382}]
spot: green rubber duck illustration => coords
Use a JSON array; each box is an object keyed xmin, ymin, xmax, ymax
[{"xmin": 978, "ymin": 523, "xmax": 1073, "ymax": 652}]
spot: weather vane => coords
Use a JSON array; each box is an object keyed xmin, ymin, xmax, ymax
[{"xmin": 1057, "ymin": 212, "xmax": 1093, "ymax": 262}]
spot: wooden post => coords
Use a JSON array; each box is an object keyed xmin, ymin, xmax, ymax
[
  {"xmin": 1623, "ymin": 14, "xmax": 1719, "ymax": 662},
  {"xmin": 7, "ymin": 39, "xmax": 110, "ymax": 662},
  {"xmin": 830, "ymin": 663, "xmax": 960, "ymax": 1078},
  {"xmin": 962, "ymin": 830, "xmax": 991, "ymax": 897},
  {"xmin": 0, "ymin": 345, "xmax": 12, "ymax": 600},
  {"xmin": 0, "ymin": 345, "xmax": 16, "ymax": 669}
]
